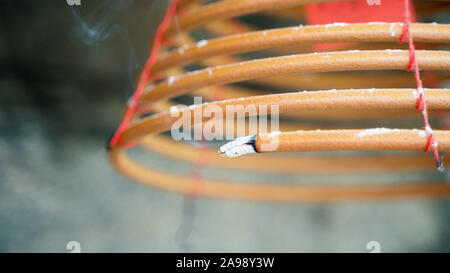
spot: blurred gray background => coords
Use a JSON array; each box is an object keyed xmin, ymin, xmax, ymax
[{"xmin": 1, "ymin": 0, "xmax": 450, "ymax": 252}]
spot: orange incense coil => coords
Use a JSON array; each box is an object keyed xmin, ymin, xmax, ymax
[{"xmin": 108, "ymin": 0, "xmax": 450, "ymax": 202}]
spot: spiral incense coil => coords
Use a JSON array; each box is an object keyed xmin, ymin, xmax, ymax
[{"xmin": 108, "ymin": 0, "xmax": 450, "ymax": 202}]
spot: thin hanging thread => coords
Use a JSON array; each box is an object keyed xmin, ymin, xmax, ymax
[
  {"xmin": 109, "ymin": 0, "xmax": 178, "ymax": 148},
  {"xmin": 399, "ymin": 0, "xmax": 443, "ymax": 170}
]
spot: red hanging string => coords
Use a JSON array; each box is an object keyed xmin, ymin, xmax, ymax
[
  {"xmin": 109, "ymin": 0, "xmax": 178, "ymax": 149},
  {"xmin": 400, "ymin": 0, "xmax": 443, "ymax": 171}
]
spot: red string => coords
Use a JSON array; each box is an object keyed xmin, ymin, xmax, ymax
[
  {"xmin": 400, "ymin": 0, "xmax": 442, "ymax": 170},
  {"xmin": 109, "ymin": 0, "xmax": 178, "ymax": 148}
]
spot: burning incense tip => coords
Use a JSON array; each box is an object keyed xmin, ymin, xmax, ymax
[{"xmin": 219, "ymin": 135, "xmax": 257, "ymax": 158}]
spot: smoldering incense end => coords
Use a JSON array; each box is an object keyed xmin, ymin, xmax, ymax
[{"xmin": 219, "ymin": 135, "xmax": 257, "ymax": 158}]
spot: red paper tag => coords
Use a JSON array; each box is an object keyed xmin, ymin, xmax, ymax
[{"xmin": 305, "ymin": 0, "xmax": 416, "ymax": 51}]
